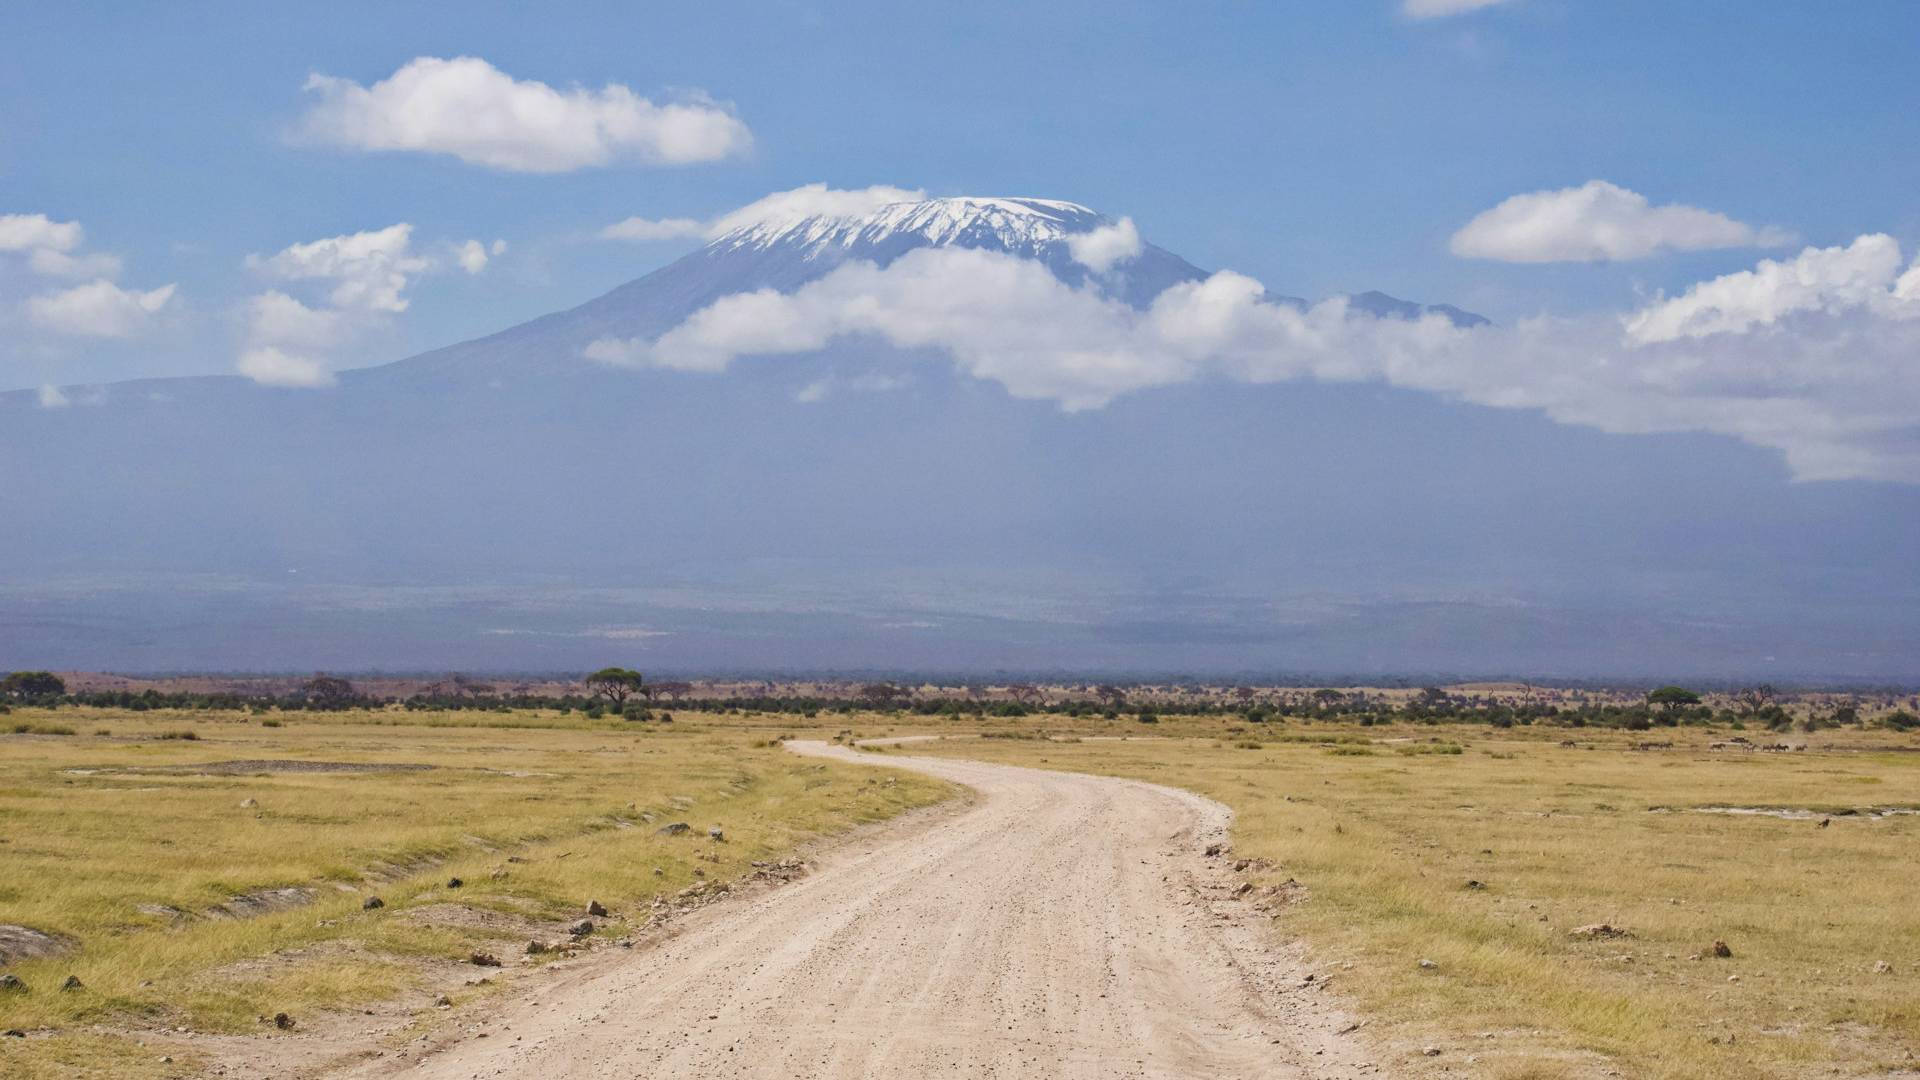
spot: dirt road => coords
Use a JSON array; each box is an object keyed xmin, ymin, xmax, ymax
[{"xmin": 342, "ymin": 739, "xmax": 1369, "ymax": 1078}]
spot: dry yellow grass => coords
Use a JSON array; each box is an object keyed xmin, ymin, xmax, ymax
[
  {"xmin": 0, "ymin": 708, "xmax": 952, "ymax": 1077},
  {"xmin": 912, "ymin": 722, "xmax": 1920, "ymax": 1079}
]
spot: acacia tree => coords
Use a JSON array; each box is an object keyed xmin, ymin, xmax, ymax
[
  {"xmin": 857, "ymin": 682, "xmax": 908, "ymax": 709},
  {"xmin": 586, "ymin": 667, "xmax": 645, "ymax": 707},
  {"xmin": 1647, "ymin": 686, "xmax": 1702, "ymax": 715},
  {"xmin": 0, "ymin": 671, "xmax": 65, "ymax": 702},
  {"xmin": 301, "ymin": 675, "xmax": 358, "ymax": 710},
  {"xmin": 1733, "ymin": 684, "xmax": 1777, "ymax": 718}
]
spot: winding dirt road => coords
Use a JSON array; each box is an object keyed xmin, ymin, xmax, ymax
[{"xmin": 343, "ymin": 739, "xmax": 1370, "ymax": 1079}]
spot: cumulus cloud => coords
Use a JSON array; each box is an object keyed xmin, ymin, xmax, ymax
[
  {"xmin": 1403, "ymin": 0, "xmax": 1519, "ymax": 17},
  {"xmin": 600, "ymin": 216, "xmax": 707, "ymax": 242},
  {"xmin": 587, "ymin": 237, "xmax": 1920, "ymax": 483},
  {"xmin": 36, "ymin": 384, "xmax": 70, "ymax": 409},
  {"xmin": 455, "ymin": 238, "xmax": 507, "ymax": 274},
  {"xmin": 1066, "ymin": 217, "xmax": 1142, "ymax": 273},
  {"xmin": 600, "ymin": 183, "xmax": 926, "ymax": 243},
  {"xmin": 251, "ymin": 223, "xmax": 427, "ymax": 313},
  {"xmin": 26, "ymin": 279, "xmax": 176, "ymax": 337},
  {"xmin": 1452, "ymin": 180, "xmax": 1793, "ymax": 263},
  {"xmin": 1625, "ymin": 234, "xmax": 1907, "ymax": 343},
  {"xmin": 237, "ymin": 346, "xmax": 337, "ymax": 388},
  {"xmin": 297, "ymin": 56, "xmax": 752, "ymax": 172},
  {"xmin": 0, "ymin": 213, "xmax": 126, "ymax": 279},
  {"xmin": 0, "ymin": 213, "xmax": 82, "ymax": 254},
  {"xmin": 235, "ymin": 224, "xmax": 492, "ymax": 386},
  {"xmin": 246, "ymin": 290, "xmax": 347, "ymax": 351}
]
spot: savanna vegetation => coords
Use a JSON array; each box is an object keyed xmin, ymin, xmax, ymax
[
  {"xmin": 2, "ymin": 671, "xmax": 1916, "ymax": 1079},
  {"xmin": 0, "ymin": 706, "xmax": 950, "ymax": 1078}
]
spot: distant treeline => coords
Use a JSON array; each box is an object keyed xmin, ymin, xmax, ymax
[{"xmin": 4, "ymin": 670, "xmax": 1915, "ymax": 733}]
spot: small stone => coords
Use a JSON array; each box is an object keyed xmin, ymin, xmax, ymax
[
  {"xmin": 587, "ymin": 900, "xmax": 609, "ymax": 917},
  {"xmin": 1712, "ymin": 940, "xmax": 1732, "ymax": 958},
  {"xmin": 1465, "ymin": 880, "xmax": 1485, "ymax": 890},
  {"xmin": 1203, "ymin": 843, "xmax": 1225, "ymax": 857},
  {"xmin": 657, "ymin": 822, "xmax": 690, "ymax": 836},
  {"xmin": 274, "ymin": 1012, "xmax": 295, "ymax": 1030},
  {"xmin": 470, "ymin": 951, "xmax": 502, "ymax": 967},
  {"xmin": 526, "ymin": 940, "xmax": 549, "ymax": 955},
  {"xmin": 1872, "ymin": 960, "xmax": 1893, "ymax": 974},
  {"xmin": 239, "ymin": 798, "xmax": 258, "ymax": 808},
  {"xmin": 0, "ymin": 974, "xmax": 25, "ymax": 993},
  {"xmin": 1422, "ymin": 1046, "xmax": 1442, "ymax": 1056},
  {"xmin": 363, "ymin": 896, "xmax": 385, "ymax": 910},
  {"xmin": 1727, "ymin": 974, "xmax": 1740, "ymax": 983},
  {"xmin": 2, "ymin": 1029, "xmax": 22, "ymax": 1038},
  {"xmin": 60, "ymin": 975, "xmax": 83, "ymax": 991},
  {"xmin": 568, "ymin": 919, "xmax": 594, "ymax": 937},
  {"xmin": 1417, "ymin": 958, "xmax": 1438, "ymax": 970},
  {"xmin": 446, "ymin": 877, "xmax": 464, "ymax": 889},
  {"xmin": 434, "ymin": 994, "xmax": 452, "ymax": 1007},
  {"xmin": 652, "ymin": 867, "xmax": 664, "ymax": 876},
  {"xmin": 708, "ymin": 827, "xmax": 725, "ymax": 841}
]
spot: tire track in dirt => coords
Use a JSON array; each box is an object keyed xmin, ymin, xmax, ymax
[{"xmin": 335, "ymin": 739, "xmax": 1375, "ymax": 1079}]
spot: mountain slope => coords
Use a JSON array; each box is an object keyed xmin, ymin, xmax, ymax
[{"xmin": 2, "ymin": 197, "xmax": 1916, "ymax": 677}]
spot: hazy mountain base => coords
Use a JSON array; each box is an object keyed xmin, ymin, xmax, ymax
[{"xmin": 5, "ymin": 198, "xmax": 1917, "ymax": 679}]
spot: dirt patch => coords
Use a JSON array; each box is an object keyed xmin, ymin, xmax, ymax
[
  {"xmin": 208, "ymin": 887, "xmax": 320, "ymax": 920},
  {"xmin": 0, "ymin": 924, "xmax": 72, "ymax": 965},
  {"xmin": 121, "ymin": 759, "xmax": 435, "ymax": 776},
  {"xmin": 1675, "ymin": 805, "xmax": 1920, "ymax": 821}
]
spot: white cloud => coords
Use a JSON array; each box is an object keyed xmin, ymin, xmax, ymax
[
  {"xmin": 1066, "ymin": 217, "xmax": 1142, "ymax": 273},
  {"xmin": 0, "ymin": 213, "xmax": 82, "ymax": 254},
  {"xmin": 28, "ymin": 248, "xmax": 123, "ymax": 279},
  {"xmin": 587, "ymin": 237, "xmax": 1920, "ymax": 483},
  {"xmin": 297, "ymin": 56, "xmax": 752, "ymax": 172},
  {"xmin": 600, "ymin": 183, "xmax": 926, "ymax": 244},
  {"xmin": 1403, "ymin": 0, "xmax": 1519, "ymax": 17},
  {"xmin": 706, "ymin": 184, "xmax": 924, "ymax": 237},
  {"xmin": 36, "ymin": 384, "xmax": 69, "ymax": 409},
  {"xmin": 252, "ymin": 223, "xmax": 426, "ymax": 312},
  {"xmin": 791, "ymin": 371, "xmax": 910, "ymax": 403},
  {"xmin": 236, "ymin": 224, "xmax": 492, "ymax": 386},
  {"xmin": 1625, "ymin": 234, "xmax": 1909, "ymax": 343},
  {"xmin": 237, "ymin": 346, "xmax": 337, "ymax": 388},
  {"xmin": 1452, "ymin": 180, "xmax": 1792, "ymax": 263},
  {"xmin": 455, "ymin": 238, "xmax": 505, "ymax": 274},
  {"xmin": 600, "ymin": 216, "xmax": 707, "ymax": 242},
  {"xmin": 27, "ymin": 279, "xmax": 176, "ymax": 337},
  {"xmin": 246, "ymin": 290, "xmax": 347, "ymax": 351},
  {"xmin": 0, "ymin": 213, "xmax": 126, "ymax": 279}
]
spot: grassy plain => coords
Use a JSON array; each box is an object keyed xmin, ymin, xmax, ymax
[
  {"xmin": 0, "ymin": 708, "xmax": 952, "ymax": 1078},
  {"xmin": 4, "ymin": 705, "xmax": 1916, "ymax": 1079},
  {"xmin": 907, "ymin": 722, "xmax": 1920, "ymax": 1080}
]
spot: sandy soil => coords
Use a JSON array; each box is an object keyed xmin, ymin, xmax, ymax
[{"xmin": 330, "ymin": 739, "xmax": 1374, "ymax": 1079}]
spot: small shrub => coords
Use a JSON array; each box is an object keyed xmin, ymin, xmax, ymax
[
  {"xmin": 155, "ymin": 729, "xmax": 199, "ymax": 740},
  {"xmin": 261, "ymin": 718, "xmax": 283, "ymax": 728},
  {"xmin": 11, "ymin": 722, "xmax": 76, "ymax": 735}
]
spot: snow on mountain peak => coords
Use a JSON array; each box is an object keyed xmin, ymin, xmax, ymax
[{"xmin": 716, "ymin": 196, "xmax": 1107, "ymax": 258}]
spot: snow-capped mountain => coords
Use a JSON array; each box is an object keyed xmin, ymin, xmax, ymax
[
  {"xmin": 372, "ymin": 194, "xmax": 1465, "ymax": 384},
  {"xmin": 5, "ymin": 195, "xmax": 1907, "ymax": 677},
  {"xmin": 719, "ymin": 196, "xmax": 1106, "ymax": 256}
]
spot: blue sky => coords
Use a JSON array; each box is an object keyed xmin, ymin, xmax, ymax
[{"xmin": 4, "ymin": 0, "xmax": 1920, "ymax": 389}]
